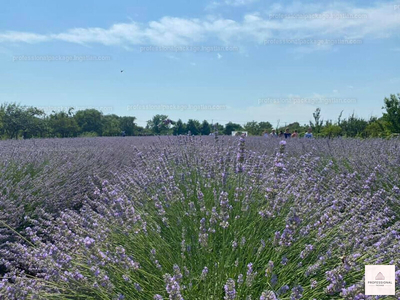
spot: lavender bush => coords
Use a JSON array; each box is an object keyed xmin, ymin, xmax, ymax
[{"xmin": 0, "ymin": 136, "xmax": 399, "ymax": 299}]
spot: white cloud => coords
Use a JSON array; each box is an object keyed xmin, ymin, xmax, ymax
[
  {"xmin": 0, "ymin": 31, "xmax": 48, "ymax": 43},
  {"xmin": 289, "ymin": 44, "xmax": 335, "ymax": 54},
  {"xmin": 144, "ymin": 17, "xmax": 206, "ymax": 45},
  {"xmin": 52, "ymin": 23, "xmax": 143, "ymax": 45},
  {"xmin": 224, "ymin": 0, "xmax": 258, "ymax": 6},
  {"xmin": 1, "ymin": 1, "xmax": 399, "ymax": 50},
  {"xmin": 166, "ymin": 54, "xmax": 180, "ymax": 61}
]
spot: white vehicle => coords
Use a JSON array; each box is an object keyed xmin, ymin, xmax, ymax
[{"xmin": 231, "ymin": 131, "xmax": 248, "ymax": 136}]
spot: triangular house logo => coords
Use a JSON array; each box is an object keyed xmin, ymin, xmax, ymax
[{"xmin": 365, "ymin": 265, "xmax": 395, "ymax": 295}]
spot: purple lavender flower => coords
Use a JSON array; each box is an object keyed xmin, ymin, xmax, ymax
[
  {"xmin": 164, "ymin": 273, "xmax": 184, "ymax": 300},
  {"xmin": 277, "ymin": 285, "xmax": 289, "ymax": 296},
  {"xmin": 199, "ymin": 218, "xmax": 208, "ymax": 247},
  {"xmin": 201, "ymin": 267, "xmax": 208, "ymax": 280},
  {"xmin": 237, "ymin": 274, "xmax": 243, "ymax": 286},
  {"xmin": 246, "ymin": 262, "xmax": 257, "ymax": 287},
  {"xmin": 224, "ymin": 278, "xmax": 236, "ymax": 300},
  {"xmin": 290, "ymin": 285, "xmax": 303, "ymax": 300},
  {"xmin": 134, "ymin": 282, "xmax": 142, "ymax": 292},
  {"xmin": 260, "ymin": 290, "xmax": 278, "ymax": 300},
  {"xmin": 219, "ymin": 191, "xmax": 230, "ymax": 228}
]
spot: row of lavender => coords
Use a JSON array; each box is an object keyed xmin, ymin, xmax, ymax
[{"xmin": 0, "ymin": 136, "xmax": 399, "ymax": 299}]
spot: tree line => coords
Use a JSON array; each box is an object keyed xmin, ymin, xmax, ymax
[{"xmin": 0, "ymin": 93, "xmax": 399, "ymax": 139}]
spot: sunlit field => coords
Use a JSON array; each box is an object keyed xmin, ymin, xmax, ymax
[{"xmin": 1, "ymin": 136, "xmax": 399, "ymax": 299}]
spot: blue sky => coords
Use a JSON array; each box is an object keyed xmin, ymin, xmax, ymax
[{"xmin": 1, "ymin": 0, "xmax": 399, "ymax": 127}]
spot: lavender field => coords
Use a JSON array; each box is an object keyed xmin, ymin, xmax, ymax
[{"xmin": 0, "ymin": 136, "xmax": 399, "ymax": 299}]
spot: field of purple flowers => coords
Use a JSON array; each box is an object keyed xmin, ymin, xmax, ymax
[{"xmin": 0, "ymin": 136, "xmax": 399, "ymax": 299}]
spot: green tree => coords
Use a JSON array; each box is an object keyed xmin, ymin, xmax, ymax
[
  {"xmin": 48, "ymin": 110, "xmax": 79, "ymax": 137},
  {"xmin": 22, "ymin": 116, "xmax": 48, "ymax": 138},
  {"xmin": 321, "ymin": 123, "xmax": 342, "ymax": 138},
  {"xmin": 135, "ymin": 126, "xmax": 150, "ymax": 136},
  {"xmin": 365, "ymin": 120, "xmax": 386, "ymax": 138},
  {"xmin": 310, "ymin": 108, "xmax": 323, "ymax": 134},
  {"xmin": 21, "ymin": 107, "xmax": 46, "ymax": 139},
  {"xmin": 102, "ymin": 114, "xmax": 121, "ymax": 136},
  {"xmin": 286, "ymin": 122, "xmax": 301, "ymax": 133},
  {"xmin": 382, "ymin": 94, "xmax": 400, "ymax": 133},
  {"xmin": 120, "ymin": 116, "xmax": 137, "ymax": 136},
  {"xmin": 200, "ymin": 120, "xmax": 211, "ymax": 135},
  {"xmin": 146, "ymin": 114, "xmax": 170, "ymax": 135},
  {"xmin": 186, "ymin": 119, "xmax": 201, "ymax": 135},
  {"xmin": 224, "ymin": 122, "xmax": 243, "ymax": 135},
  {"xmin": 0, "ymin": 103, "xmax": 44, "ymax": 139},
  {"xmin": 258, "ymin": 121, "xmax": 273, "ymax": 134},
  {"xmin": 0, "ymin": 106, "xmax": 4, "ymax": 138},
  {"xmin": 213, "ymin": 123, "xmax": 224, "ymax": 134},
  {"xmin": 173, "ymin": 119, "xmax": 186, "ymax": 135},
  {"xmin": 337, "ymin": 110, "xmax": 344, "ymax": 126},
  {"xmin": 340, "ymin": 113, "xmax": 368, "ymax": 137},
  {"xmin": 74, "ymin": 109, "xmax": 103, "ymax": 136},
  {"xmin": 244, "ymin": 121, "xmax": 259, "ymax": 136}
]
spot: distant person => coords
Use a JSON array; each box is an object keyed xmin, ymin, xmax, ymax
[
  {"xmin": 270, "ymin": 129, "xmax": 277, "ymax": 137},
  {"xmin": 121, "ymin": 131, "xmax": 126, "ymax": 137},
  {"xmin": 263, "ymin": 130, "xmax": 269, "ymax": 137},
  {"xmin": 291, "ymin": 130, "xmax": 298, "ymax": 138},
  {"xmin": 305, "ymin": 127, "xmax": 313, "ymax": 138},
  {"xmin": 279, "ymin": 130, "xmax": 284, "ymax": 138},
  {"xmin": 284, "ymin": 128, "xmax": 291, "ymax": 139}
]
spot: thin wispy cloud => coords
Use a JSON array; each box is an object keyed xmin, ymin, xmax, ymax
[
  {"xmin": 166, "ymin": 54, "xmax": 180, "ymax": 61},
  {"xmin": 225, "ymin": 0, "xmax": 258, "ymax": 6},
  {"xmin": 1, "ymin": 1, "xmax": 399, "ymax": 51},
  {"xmin": 0, "ymin": 32, "xmax": 49, "ymax": 43}
]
